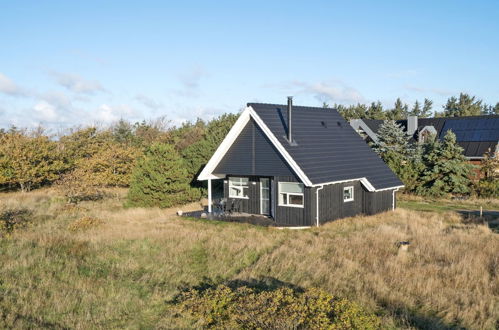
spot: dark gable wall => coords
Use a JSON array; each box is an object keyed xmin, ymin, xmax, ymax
[{"xmin": 214, "ymin": 119, "xmax": 297, "ymax": 178}]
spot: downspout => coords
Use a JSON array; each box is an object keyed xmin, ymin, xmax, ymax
[
  {"xmin": 392, "ymin": 188, "xmax": 400, "ymax": 211},
  {"xmin": 316, "ymin": 185, "xmax": 324, "ymax": 227}
]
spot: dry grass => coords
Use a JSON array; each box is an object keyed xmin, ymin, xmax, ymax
[{"xmin": 0, "ymin": 188, "xmax": 498, "ymax": 329}]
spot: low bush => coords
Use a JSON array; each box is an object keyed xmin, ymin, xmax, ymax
[
  {"xmin": 0, "ymin": 208, "xmax": 32, "ymax": 237},
  {"xmin": 174, "ymin": 284, "xmax": 381, "ymax": 329},
  {"xmin": 67, "ymin": 216, "xmax": 104, "ymax": 232},
  {"xmin": 57, "ymin": 169, "xmax": 105, "ymax": 204}
]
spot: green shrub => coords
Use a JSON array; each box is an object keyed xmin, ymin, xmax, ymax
[
  {"xmin": 174, "ymin": 284, "xmax": 381, "ymax": 329},
  {"xmin": 127, "ymin": 143, "xmax": 201, "ymax": 208},
  {"xmin": 474, "ymin": 179, "xmax": 499, "ymax": 198}
]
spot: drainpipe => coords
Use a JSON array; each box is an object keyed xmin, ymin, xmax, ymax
[
  {"xmin": 392, "ymin": 188, "xmax": 399, "ymax": 211},
  {"xmin": 208, "ymin": 178, "xmax": 212, "ymax": 213},
  {"xmin": 316, "ymin": 185, "xmax": 324, "ymax": 227}
]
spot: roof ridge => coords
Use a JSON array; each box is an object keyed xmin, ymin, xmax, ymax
[{"xmin": 247, "ymin": 102, "xmax": 338, "ymax": 111}]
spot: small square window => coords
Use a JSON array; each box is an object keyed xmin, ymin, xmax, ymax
[{"xmin": 343, "ymin": 186, "xmax": 354, "ymax": 202}]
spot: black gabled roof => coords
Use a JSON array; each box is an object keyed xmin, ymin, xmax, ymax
[
  {"xmin": 362, "ymin": 115, "xmax": 499, "ymax": 158},
  {"xmin": 248, "ymin": 103, "xmax": 403, "ymax": 190}
]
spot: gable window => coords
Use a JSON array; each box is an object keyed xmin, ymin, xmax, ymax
[
  {"xmin": 229, "ymin": 177, "xmax": 249, "ymax": 199},
  {"xmin": 343, "ymin": 186, "xmax": 354, "ymax": 202},
  {"xmin": 278, "ymin": 182, "xmax": 304, "ymax": 207}
]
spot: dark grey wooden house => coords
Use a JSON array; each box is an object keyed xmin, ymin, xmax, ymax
[{"xmin": 198, "ymin": 98, "xmax": 404, "ymax": 227}]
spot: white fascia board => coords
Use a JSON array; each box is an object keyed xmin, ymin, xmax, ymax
[
  {"xmin": 311, "ymin": 177, "xmax": 404, "ymax": 192},
  {"xmin": 197, "ymin": 108, "xmax": 251, "ymax": 181},
  {"xmin": 375, "ymin": 185, "xmax": 405, "ymax": 192},
  {"xmin": 247, "ymin": 106, "xmax": 313, "ymax": 186}
]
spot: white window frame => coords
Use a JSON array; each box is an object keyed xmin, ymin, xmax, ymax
[
  {"xmin": 278, "ymin": 182, "xmax": 304, "ymax": 208},
  {"xmin": 228, "ymin": 177, "xmax": 249, "ymax": 199},
  {"xmin": 343, "ymin": 186, "xmax": 354, "ymax": 202}
]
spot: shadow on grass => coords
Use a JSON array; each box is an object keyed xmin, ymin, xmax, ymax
[
  {"xmin": 456, "ymin": 210, "xmax": 499, "ymax": 233},
  {"xmin": 172, "ymin": 276, "xmax": 463, "ymax": 329}
]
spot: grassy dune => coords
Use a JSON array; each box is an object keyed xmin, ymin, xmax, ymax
[{"xmin": 0, "ymin": 189, "xmax": 498, "ymax": 329}]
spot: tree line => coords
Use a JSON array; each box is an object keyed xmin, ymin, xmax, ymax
[
  {"xmin": 328, "ymin": 92, "xmax": 499, "ymax": 120},
  {"xmin": 0, "ymin": 92, "xmax": 497, "ymax": 206},
  {"xmin": 0, "ymin": 114, "xmax": 238, "ymax": 206}
]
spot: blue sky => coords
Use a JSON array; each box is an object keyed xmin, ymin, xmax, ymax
[{"xmin": 1, "ymin": 0, "xmax": 498, "ymax": 129}]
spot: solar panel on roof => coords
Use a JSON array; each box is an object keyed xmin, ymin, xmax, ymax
[{"xmin": 440, "ymin": 118, "xmax": 499, "ymax": 142}]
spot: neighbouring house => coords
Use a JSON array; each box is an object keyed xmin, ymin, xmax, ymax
[
  {"xmin": 350, "ymin": 115, "xmax": 499, "ymax": 164},
  {"xmin": 197, "ymin": 98, "xmax": 404, "ymax": 227}
]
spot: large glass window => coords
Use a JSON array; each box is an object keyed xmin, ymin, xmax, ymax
[
  {"xmin": 343, "ymin": 186, "xmax": 354, "ymax": 202},
  {"xmin": 229, "ymin": 177, "xmax": 249, "ymax": 198},
  {"xmin": 278, "ymin": 182, "xmax": 304, "ymax": 207}
]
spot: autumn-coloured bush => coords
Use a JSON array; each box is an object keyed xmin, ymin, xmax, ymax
[
  {"xmin": 57, "ymin": 169, "xmax": 105, "ymax": 204},
  {"xmin": 174, "ymin": 284, "xmax": 381, "ymax": 329},
  {"xmin": 0, "ymin": 207, "xmax": 32, "ymax": 236},
  {"xmin": 67, "ymin": 216, "xmax": 104, "ymax": 232}
]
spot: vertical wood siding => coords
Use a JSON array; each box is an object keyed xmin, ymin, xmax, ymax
[
  {"xmin": 214, "ymin": 119, "xmax": 297, "ymax": 178},
  {"xmin": 362, "ymin": 189, "xmax": 394, "ymax": 215},
  {"xmin": 318, "ymin": 180, "xmax": 364, "ymax": 224},
  {"xmin": 273, "ymin": 175, "xmax": 314, "ymax": 226}
]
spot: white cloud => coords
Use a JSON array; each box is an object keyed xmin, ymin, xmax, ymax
[
  {"xmin": 0, "ymin": 73, "xmax": 26, "ymax": 97},
  {"xmin": 268, "ymin": 80, "xmax": 364, "ymax": 104},
  {"xmin": 94, "ymin": 104, "xmax": 135, "ymax": 123},
  {"xmin": 49, "ymin": 71, "xmax": 105, "ymax": 94},
  {"xmin": 404, "ymin": 85, "xmax": 453, "ymax": 96},
  {"xmin": 33, "ymin": 101, "xmax": 58, "ymax": 121},
  {"xmin": 135, "ymin": 94, "xmax": 163, "ymax": 110}
]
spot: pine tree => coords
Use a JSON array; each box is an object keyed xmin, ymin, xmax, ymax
[
  {"xmin": 371, "ymin": 120, "xmax": 416, "ymax": 188},
  {"xmin": 409, "ymin": 100, "xmax": 421, "ymax": 117},
  {"xmin": 127, "ymin": 143, "xmax": 201, "ymax": 208},
  {"xmin": 387, "ymin": 98, "xmax": 408, "ymax": 120},
  {"xmin": 372, "ymin": 120, "xmax": 410, "ymax": 157},
  {"xmin": 443, "ymin": 93, "xmax": 483, "ymax": 117},
  {"xmin": 421, "ymin": 98, "xmax": 433, "ymax": 117},
  {"xmin": 366, "ymin": 101, "xmax": 385, "ymax": 119},
  {"xmin": 416, "ymin": 130, "xmax": 473, "ymax": 197}
]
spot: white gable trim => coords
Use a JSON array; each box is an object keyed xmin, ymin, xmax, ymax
[
  {"xmin": 197, "ymin": 108, "xmax": 251, "ymax": 181},
  {"xmin": 197, "ymin": 106, "xmax": 313, "ymax": 186}
]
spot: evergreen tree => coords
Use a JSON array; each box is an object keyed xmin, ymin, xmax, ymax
[
  {"xmin": 387, "ymin": 98, "xmax": 408, "ymax": 120},
  {"xmin": 371, "ymin": 121, "xmax": 419, "ymax": 189},
  {"xmin": 127, "ymin": 143, "xmax": 201, "ymax": 208},
  {"xmin": 366, "ymin": 101, "xmax": 385, "ymax": 119},
  {"xmin": 372, "ymin": 120, "xmax": 410, "ymax": 157},
  {"xmin": 443, "ymin": 93, "xmax": 483, "ymax": 117},
  {"xmin": 409, "ymin": 100, "xmax": 421, "ymax": 117},
  {"xmin": 416, "ymin": 130, "xmax": 473, "ymax": 197},
  {"xmin": 421, "ymin": 98, "xmax": 433, "ymax": 117}
]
